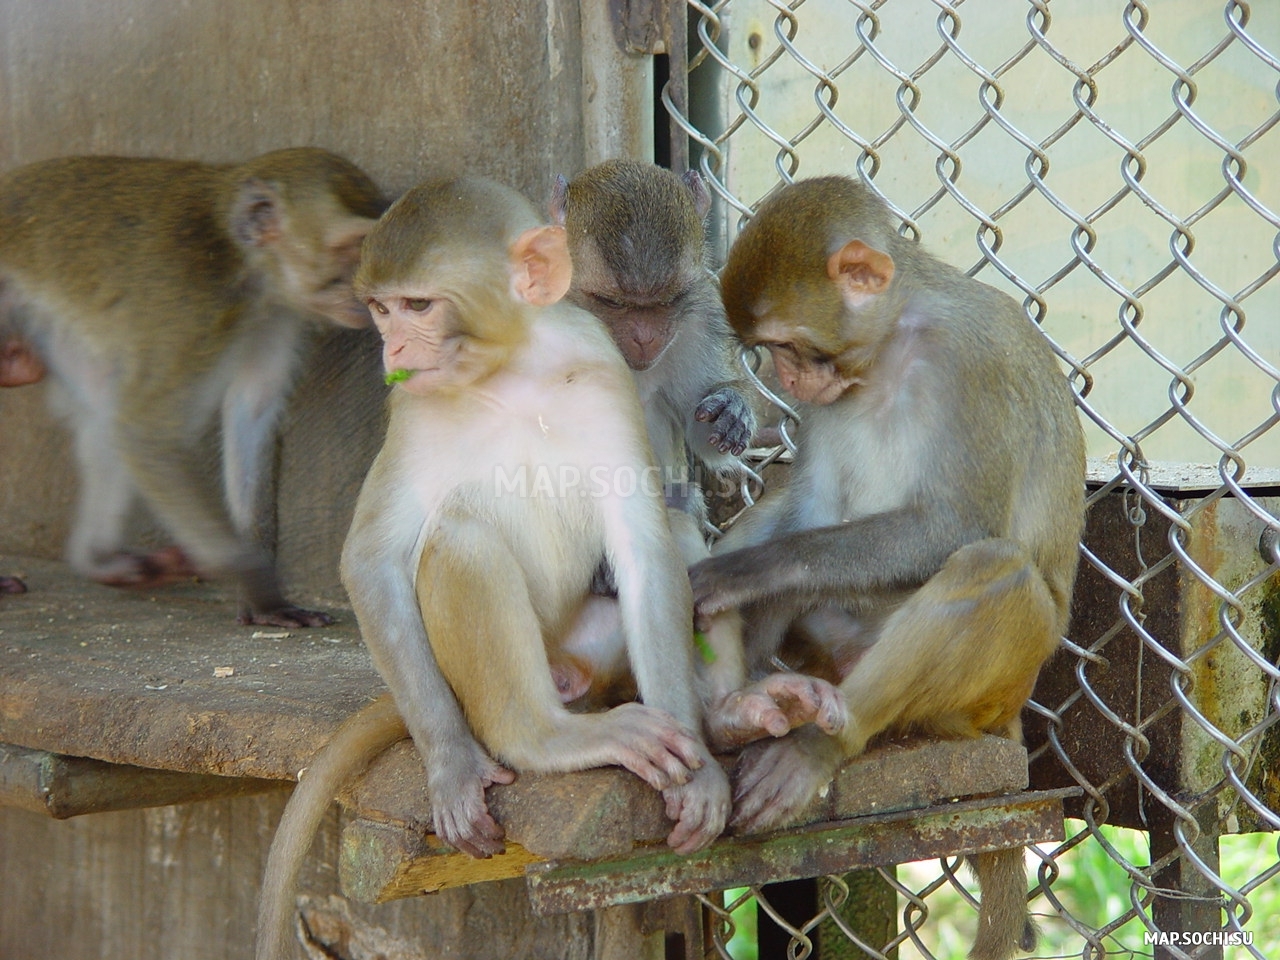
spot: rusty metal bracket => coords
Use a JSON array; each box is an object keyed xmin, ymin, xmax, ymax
[{"xmin": 608, "ymin": 0, "xmax": 671, "ymax": 55}]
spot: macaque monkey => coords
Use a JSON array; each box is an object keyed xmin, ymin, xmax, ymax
[
  {"xmin": 551, "ymin": 159, "xmax": 757, "ymax": 478},
  {"xmin": 549, "ymin": 160, "xmax": 762, "ymax": 705},
  {"xmin": 256, "ymin": 177, "xmax": 731, "ymax": 960},
  {"xmin": 0, "ymin": 147, "xmax": 383, "ymax": 624},
  {"xmin": 689, "ymin": 177, "xmax": 1086, "ymax": 960}
]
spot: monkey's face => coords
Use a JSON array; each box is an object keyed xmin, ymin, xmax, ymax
[
  {"xmin": 586, "ymin": 298, "xmax": 677, "ymax": 371},
  {"xmin": 292, "ymin": 218, "xmax": 379, "ymax": 328},
  {"xmin": 762, "ymin": 341, "xmax": 859, "ymax": 405},
  {"xmin": 368, "ymin": 293, "xmax": 470, "ymax": 395}
]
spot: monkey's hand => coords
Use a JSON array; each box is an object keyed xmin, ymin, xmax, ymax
[
  {"xmin": 0, "ymin": 575, "xmax": 27, "ymax": 595},
  {"xmin": 729, "ymin": 726, "xmax": 844, "ymax": 834},
  {"xmin": 663, "ymin": 753, "xmax": 731, "ymax": 854},
  {"xmin": 695, "ymin": 386, "xmax": 756, "ymax": 457},
  {"xmin": 596, "ymin": 702, "xmax": 708, "ymax": 791},
  {"xmin": 688, "ymin": 550, "xmax": 767, "ymax": 618},
  {"xmin": 705, "ymin": 673, "xmax": 847, "ymax": 752},
  {"xmin": 427, "ymin": 741, "xmax": 516, "ymax": 859}
]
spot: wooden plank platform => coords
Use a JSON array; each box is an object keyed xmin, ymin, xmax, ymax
[
  {"xmin": 0, "ymin": 555, "xmax": 380, "ymax": 781},
  {"xmin": 1, "ymin": 554, "xmax": 1071, "ymax": 912}
]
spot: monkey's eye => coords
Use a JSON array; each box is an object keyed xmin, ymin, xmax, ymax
[
  {"xmin": 367, "ymin": 298, "xmax": 390, "ymax": 316},
  {"xmin": 592, "ymin": 293, "xmax": 626, "ymax": 310},
  {"xmin": 402, "ymin": 298, "xmax": 434, "ymax": 313}
]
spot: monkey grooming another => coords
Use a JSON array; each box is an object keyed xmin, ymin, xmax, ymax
[
  {"xmin": 0, "ymin": 147, "xmax": 383, "ymax": 625},
  {"xmin": 547, "ymin": 159, "xmax": 846, "ymax": 742},
  {"xmin": 551, "ymin": 160, "xmax": 757, "ymax": 481},
  {"xmin": 689, "ymin": 177, "xmax": 1086, "ymax": 960},
  {"xmin": 256, "ymin": 177, "xmax": 731, "ymax": 960}
]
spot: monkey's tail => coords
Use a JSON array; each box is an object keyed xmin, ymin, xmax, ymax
[
  {"xmin": 255, "ymin": 695, "xmax": 407, "ymax": 960},
  {"xmin": 969, "ymin": 846, "xmax": 1037, "ymax": 960}
]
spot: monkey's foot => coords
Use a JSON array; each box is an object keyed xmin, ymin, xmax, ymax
[
  {"xmin": 89, "ymin": 547, "xmax": 200, "ymax": 588},
  {"xmin": 0, "ymin": 575, "xmax": 28, "ymax": 595},
  {"xmin": 428, "ymin": 746, "xmax": 516, "ymax": 859},
  {"xmin": 0, "ymin": 339, "xmax": 46, "ymax": 387},
  {"xmin": 236, "ymin": 604, "xmax": 334, "ymax": 629},
  {"xmin": 663, "ymin": 755, "xmax": 731, "ymax": 854},
  {"xmin": 706, "ymin": 673, "xmax": 847, "ymax": 752},
  {"xmin": 729, "ymin": 728, "xmax": 844, "ymax": 833}
]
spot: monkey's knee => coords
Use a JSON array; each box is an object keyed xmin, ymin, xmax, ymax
[
  {"xmin": 929, "ymin": 539, "xmax": 1058, "ymax": 642},
  {"xmin": 936, "ymin": 539, "xmax": 1036, "ymax": 593}
]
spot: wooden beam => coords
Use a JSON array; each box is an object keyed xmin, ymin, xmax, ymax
[{"xmin": 0, "ymin": 742, "xmax": 285, "ymax": 818}]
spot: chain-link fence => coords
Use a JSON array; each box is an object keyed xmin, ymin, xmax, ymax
[{"xmin": 660, "ymin": 1, "xmax": 1280, "ymax": 957}]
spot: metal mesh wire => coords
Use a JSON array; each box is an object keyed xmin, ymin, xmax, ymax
[{"xmin": 661, "ymin": 1, "xmax": 1280, "ymax": 956}]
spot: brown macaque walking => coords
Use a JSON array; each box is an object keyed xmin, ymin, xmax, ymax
[
  {"xmin": 256, "ymin": 177, "xmax": 731, "ymax": 960},
  {"xmin": 0, "ymin": 147, "xmax": 384, "ymax": 624},
  {"xmin": 689, "ymin": 176, "xmax": 1086, "ymax": 960}
]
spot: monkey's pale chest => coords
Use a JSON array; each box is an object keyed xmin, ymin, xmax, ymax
[{"xmin": 797, "ymin": 399, "xmax": 934, "ymax": 525}]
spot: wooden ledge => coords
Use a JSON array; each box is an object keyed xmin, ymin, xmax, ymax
[
  {"xmin": 0, "ymin": 555, "xmax": 1071, "ymax": 915},
  {"xmin": 0, "ymin": 555, "xmax": 379, "ymax": 781},
  {"xmin": 337, "ymin": 734, "xmax": 1043, "ymax": 905}
]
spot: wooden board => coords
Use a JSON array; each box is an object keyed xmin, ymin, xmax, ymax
[{"xmin": 0, "ymin": 555, "xmax": 382, "ymax": 780}]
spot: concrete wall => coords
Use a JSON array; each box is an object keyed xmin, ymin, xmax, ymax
[
  {"xmin": 0, "ymin": 4, "xmax": 652, "ymax": 957},
  {"xmin": 0, "ymin": 0, "xmax": 650, "ymax": 603}
]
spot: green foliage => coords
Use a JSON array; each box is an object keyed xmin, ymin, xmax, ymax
[{"xmin": 723, "ymin": 824, "xmax": 1280, "ymax": 960}]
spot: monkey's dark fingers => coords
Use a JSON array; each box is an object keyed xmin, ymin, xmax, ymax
[
  {"xmin": 710, "ymin": 415, "xmax": 754, "ymax": 455},
  {"xmin": 237, "ymin": 604, "xmax": 335, "ymax": 629},
  {"xmin": 0, "ymin": 575, "xmax": 27, "ymax": 595},
  {"xmin": 694, "ymin": 392, "xmax": 730, "ymax": 422},
  {"xmin": 697, "ymin": 388, "xmax": 756, "ymax": 455}
]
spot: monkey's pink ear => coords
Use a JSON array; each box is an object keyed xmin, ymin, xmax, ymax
[
  {"xmin": 827, "ymin": 240, "xmax": 895, "ymax": 308},
  {"xmin": 510, "ymin": 225, "xmax": 573, "ymax": 307},
  {"xmin": 229, "ymin": 178, "xmax": 286, "ymax": 247}
]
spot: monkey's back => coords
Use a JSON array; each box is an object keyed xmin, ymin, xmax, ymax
[
  {"xmin": 913, "ymin": 251, "xmax": 1086, "ymax": 618},
  {"xmin": 0, "ymin": 157, "xmax": 243, "ymax": 324}
]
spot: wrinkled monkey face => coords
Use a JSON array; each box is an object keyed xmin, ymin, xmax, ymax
[
  {"xmin": 764, "ymin": 342, "xmax": 859, "ymax": 406},
  {"xmin": 368, "ymin": 294, "xmax": 466, "ymax": 395}
]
